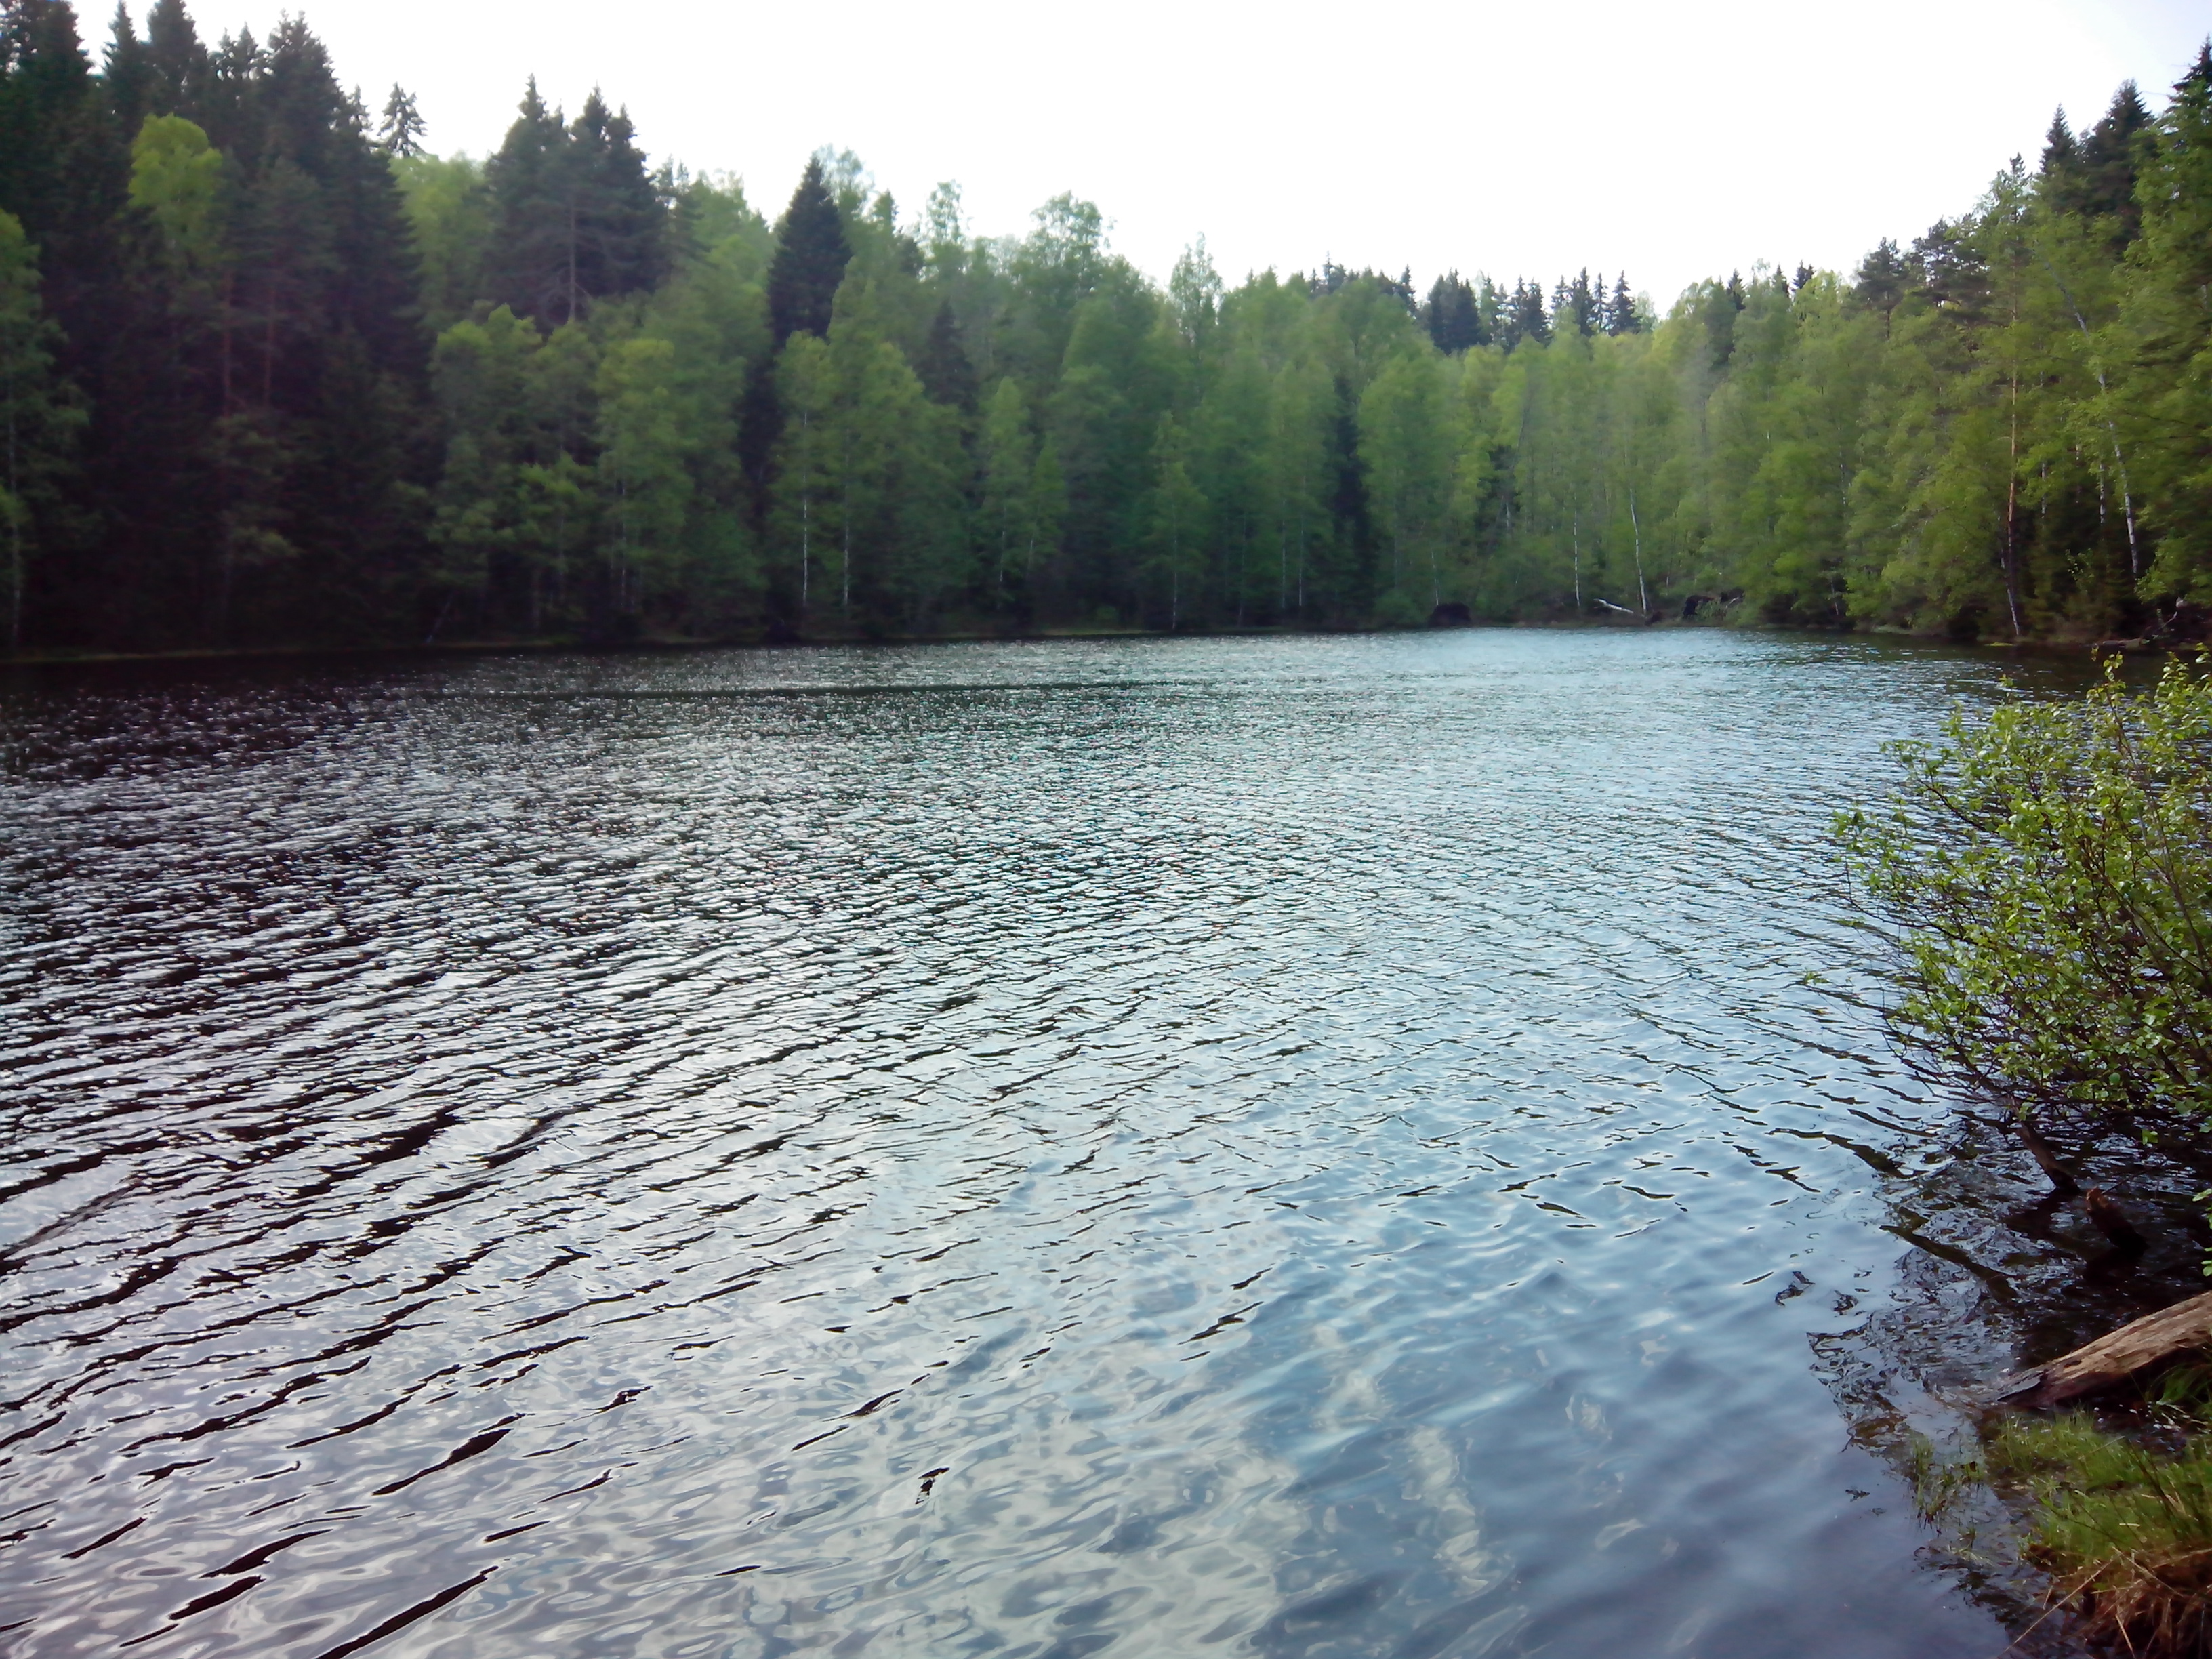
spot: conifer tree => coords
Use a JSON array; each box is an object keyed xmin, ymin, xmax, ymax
[
  {"xmin": 1853, "ymin": 238, "xmax": 1905, "ymax": 335},
  {"xmin": 1425, "ymin": 270, "xmax": 1482, "ymax": 354},
  {"xmin": 484, "ymin": 82, "xmax": 666, "ymax": 325},
  {"xmin": 916, "ymin": 301, "xmax": 977, "ymax": 411},
  {"xmin": 2039, "ymin": 108, "xmax": 2078, "ymax": 178},
  {"xmin": 1503, "ymin": 279, "xmax": 1549, "ymax": 348},
  {"xmin": 2080, "ymin": 81, "xmax": 2152, "ymax": 241},
  {"xmin": 1606, "ymin": 274, "xmax": 1641, "ymax": 334},
  {"xmin": 485, "ymin": 79, "xmax": 569, "ymax": 321},
  {"xmin": 101, "ymin": 3, "xmax": 150, "ymax": 130},
  {"xmin": 378, "ymin": 83, "xmax": 422, "ymax": 157},
  {"xmin": 766, "ymin": 155, "xmax": 850, "ymax": 348},
  {"xmin": 142, "ymin": 0, "xmax": 203, "ymax": 114},
  {"xmin": 567, "ymin": 90, "xmax": 665, "ymax": 299},
  {"xmin": 1565, "ymin": 269, "xmax": 1598, "ymax": 335}
]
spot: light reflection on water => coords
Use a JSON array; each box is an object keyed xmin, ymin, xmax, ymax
[{"xmin": 0, "ymin": 630, "xmax": 2075, "ymax": 1658}]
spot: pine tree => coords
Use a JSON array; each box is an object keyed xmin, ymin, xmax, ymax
[
  {"xmin": 766, "ymin": 155, "xmax": 850, "ymax": 348},
  {"xmin": 1853, "ymin": 237, "xmax": 1905, "ymax": 335}
]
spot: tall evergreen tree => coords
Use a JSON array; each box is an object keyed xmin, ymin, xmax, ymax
[
  {"xmin": 142, "ymin": 0, "xmax": 203, "ymax": 114},
  {"xmin": 916, "ymin": 300, "xmax": 976, "ymax": 411},
  {"xmin": 766, "ymin": 155, "xmax": 849, "ymax": 348},
  {"xmin": 377, "ymin": 83, "xmax": 421, "ymax": 157},
  {"xmin": 2039, "ymin": 108, "xmax": 2078, "ymax": 177},
  {"xmin": 1425, "ymin": 270, "xmax": 1482, "ymax": 354},
  {"xmin": 1853, "ymin": 237, "xmax": 1905, "ymax": 334},
  {"xmin": 1565, "ymin": 268, "xmax": 1598, "ymax": 335},
  {"xmin": 484, "ymin": 81, "xmax": 665, "ymax": 325},
  {"xmin": 1606, "ymin": 273, "xmax": 1641, "ymax": 334},
  {"xmin": 485, "ymin": 79, "xmax": 567, "ymax": 320},
  {"xmin": 1502, "ymin": 279, "xmax": 1549, "ymax": 348},
  {"xmin": 2078, "ymin": 80, "xmax": 2152, "ymax": 241},
  {"xmin": 101, "ymin": 2, "xmax": 148, "ymax": 129}
]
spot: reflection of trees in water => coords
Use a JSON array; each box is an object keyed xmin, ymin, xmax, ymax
[{"xmin": 1814, "ymin": 1114, "xmax": 2212, "ymax": 1652}]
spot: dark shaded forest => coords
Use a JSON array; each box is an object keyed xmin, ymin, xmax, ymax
[{"xmin": 0, "ymin": 0, "xmax": 2208, "ymax": 653}]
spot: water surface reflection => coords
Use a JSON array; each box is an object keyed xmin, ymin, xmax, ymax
[{"xmin": 0, "ymin": 632, "xmax": 2087, "ymax": 1656}]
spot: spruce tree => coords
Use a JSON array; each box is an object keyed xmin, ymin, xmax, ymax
[
  {"xmin": 916, "ymin": 301, "xmax": 977, "ymax": 411},
  {"xmin": 1476, "ymin": 275, "xmax": 1504, "ymax": 342},
  {"xmin": 1509, "ymin": 279, "xmax": 1549, "ymax": 347},
  {"xmin": 2039, "ymin": 108, "xmax": 2078, "ymax": 177},
  {"xmin": 1567, "ymin": 268, "xmax": 1597, "ymax": 335},
  {"xmin": 485, "ymin": 80, "xmax": 571, "ymax": 321},
  {"xmin": 102, "ymin": 3, "xmax": 152, "ymax": 134},
  {"xmin": 142, "ymin": 0, "xmax": 204, "ymax": 115},
  {"xmin": 567, "ymin": 90, "xmax": 665, "ymax": 300},
  {"xmin": 2081, "ymin": 80, "xmax": 2152, "ymax": 241},
  {"xmin": 767, "ymin": 155, "xmax": 850, "ymax": 348},
  {"xmin": 1425, "ymin": 270, "xmax": 1482, "ymax": 354},
  {"xmin": 1607, "ymin": 274, "xmax": 1639, "ymax": 334},
  {"xmin": 378, "ymin": 84, "xmax": 422, "ymax": 157},
  {"xmin": 484, "ymin": 83, "xmax": 668, "ymax": 326}
]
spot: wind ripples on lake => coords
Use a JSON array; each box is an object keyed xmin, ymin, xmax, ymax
[{"xmin": 0, "ymin": 632, "xmax": 2055, "ymax": 1657}]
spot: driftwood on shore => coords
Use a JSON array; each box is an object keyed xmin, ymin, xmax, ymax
[{"xmin": 1996, "ymin": 1289, "xmax": 2212, "ymax": 1408}]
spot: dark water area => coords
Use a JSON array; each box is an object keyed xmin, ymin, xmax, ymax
[{"xmin": 0, "ymin": 630, "xmax": 2136, "ymax": 1658}]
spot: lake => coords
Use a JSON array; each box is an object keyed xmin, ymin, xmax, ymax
[{"xmin": 0, "ymin": 630, "xmax": 2093, "ymax": 1658}]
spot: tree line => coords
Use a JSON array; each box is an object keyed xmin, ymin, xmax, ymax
[{"xmin": 0, "ymin": 0, "xmax": 2207, "ymax": 653}]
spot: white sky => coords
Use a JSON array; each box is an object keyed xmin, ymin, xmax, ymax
[{"xmin": 212, "ymin": 0, "xmax": 2209, "ymax": 308}]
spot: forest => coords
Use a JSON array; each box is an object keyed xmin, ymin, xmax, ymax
[{"xmin": 0, "ymin": 0, "xmax": 2207, "ymax": 653}]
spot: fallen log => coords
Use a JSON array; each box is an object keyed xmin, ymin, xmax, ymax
[{"xmin": 1996, "ymin": 1289, "xmax": 2212, "ymax": 1408}]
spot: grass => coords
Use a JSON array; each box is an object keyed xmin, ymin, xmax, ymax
[
  {"xmin": 1912, "ymin": 1369, "xmax": 2212, "ymax": 1655},
  {"xmin": 1997, "ymin": 1412, "xmax": 2212, "ymax": 1654}
]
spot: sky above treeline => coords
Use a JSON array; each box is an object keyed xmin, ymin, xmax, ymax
[{"xmin": 226, "ymin": 0, "xmax": 2206, "ymax": 306}]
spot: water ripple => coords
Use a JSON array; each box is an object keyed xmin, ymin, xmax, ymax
[{"xmin": 0, "ymin": 632, "xmax": 2087, "ymax": 1657}]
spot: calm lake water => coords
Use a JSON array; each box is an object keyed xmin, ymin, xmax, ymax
[{"xmin": 0, "ymin": 630, "xmax": 2099, "ymax": 1658}]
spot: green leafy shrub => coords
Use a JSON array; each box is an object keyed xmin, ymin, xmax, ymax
[{"xmin": 1837, "ymin": 658, "xmax": 2212, "ymax": 1128}]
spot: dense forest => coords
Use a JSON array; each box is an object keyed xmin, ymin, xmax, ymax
[{"xmin": 0, "ymin": 1, "xmax": 2207, "ymax": 652}]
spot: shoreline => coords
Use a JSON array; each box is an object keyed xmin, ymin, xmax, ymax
[{"xmin": 0, "ymin": 617, "xmax": 2141, "ymax": 672}]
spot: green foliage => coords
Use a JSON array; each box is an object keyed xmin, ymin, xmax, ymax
[
  {"xmin": 1989, "ymin": 1410, "xmax": 2212, "ymax": 1656},
  {"xmin": 1837, "ymin": 658, "xmax": 2212, "ymax": 1126},
  {"xmin": 766, "ymin": 155, "xmax": 850, "ymax": 350},
  {"xmin": 126, "ymin": 112, "xmax": 220, "ymax": 272},
  {"xmin": 2, "ymin": 1, "xmax": 2210, "ymax": 652},
  {"xmin": 394, "ymin": 152, "xmax": 491, "ymax": 335},
  {"xmin": 484, "ymin": 81, "xmax": 666, "ymax": 327},
  {"xmin": 0, "ymin": 206, "xmax": 81, "ymax": 651}
]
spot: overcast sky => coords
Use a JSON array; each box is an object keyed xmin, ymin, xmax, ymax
[{"xmin": 218, "ymin": 0, "xmax": 2209, "ymax": 308}]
